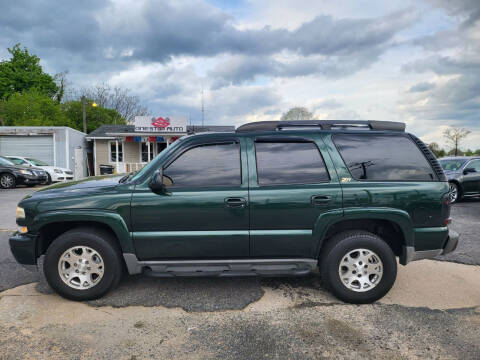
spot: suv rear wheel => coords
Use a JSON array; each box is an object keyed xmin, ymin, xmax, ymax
[
  {"xmin": 43, "ymin": 228, "xmax": 123, "ymax": 301},
  {"xmin": 320, "ymin": 231, "xmax": 397, "ymax": 304}
]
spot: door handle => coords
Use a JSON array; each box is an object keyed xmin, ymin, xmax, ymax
[
  {"xmin": 311, "ymin": 195, "xmax": 331, "ymax": 206},
  {"xmin": 224, "ymin": 197, "xmax": 247, "ymax": 208}
]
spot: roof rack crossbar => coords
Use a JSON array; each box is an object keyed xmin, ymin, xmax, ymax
[{"xmin": 236, "ymin": 120, "xmax": 405, "ymax": 133}]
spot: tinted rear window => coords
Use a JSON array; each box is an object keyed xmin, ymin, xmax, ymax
[
  {"xmin": 255, "ymin": 141, "xmax": 329, "ymax": 185},
  {"xmin": 333, "ymin": 134, "xmax": 435, "ymax": 181}
]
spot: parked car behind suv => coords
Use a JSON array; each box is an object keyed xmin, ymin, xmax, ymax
[
  {"xmin": 5, "ymin": 156, "xmax": 73, "ymax": 184},
  {"xmin": 0, "ymin": 156, "xmax": 47, "ymax": 189},
  {"xmin": 439, "ymin": 156, "xmax": 480, "ymax": 203},
  {"xmin": 9, "ymin": 120, "xmax": 458, "ymax": 303}
]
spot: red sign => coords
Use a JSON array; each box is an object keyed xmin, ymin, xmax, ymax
[{"xmin": 151, "ymin": 117, "xmax": 170, "ymax": 128}]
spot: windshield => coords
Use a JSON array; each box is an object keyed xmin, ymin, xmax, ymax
[
  {"xmin": 130, "ymin": 138, "xmax": 185, "ymax": 182},
  {"xmin": 439, "ymin": 159, "xmax": 466, "ymax": 171},
  {"xmin": 26, "ymin": 158, "xmax": 49, "ymax": 166},
  {"xmin": 8, "ymin": 158, "xmax": 26, "ymax": 165},
  {"xmin": 0, "ymin": 156, "xmax": 14, "ymax": 166}
]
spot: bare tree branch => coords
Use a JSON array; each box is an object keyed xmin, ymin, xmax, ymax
[{"xmin": 443, "ymin": 126, "xmax": 471, "ymax": 156}]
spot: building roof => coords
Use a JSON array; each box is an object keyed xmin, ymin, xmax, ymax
[
  {"xmin": 0, "ymin": 126, "xmax": 86, "ymax": 136},
  {"xmin": 86, "ymin": 124, "xmax": 235, "ymax": 139}
]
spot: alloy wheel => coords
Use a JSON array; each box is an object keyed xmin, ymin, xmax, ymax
[
  {"xmin": 57, "ymin": 246, "xmax": 105, "ymax": 290},
  {"xmin": 0, "ymin": 174, "xmax": 14, "ymax": 188},
  {"xmin": 338, "ymin": 248, "xmax": 383, "ymax": 292},
  {"xmin": 449, "ymin": 183, "xmax": 458, "ymax": 203}
]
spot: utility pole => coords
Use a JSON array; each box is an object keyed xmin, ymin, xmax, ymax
[{"xmin": 81, "ymin": 96, "xmax": 87, "ymax": 133}]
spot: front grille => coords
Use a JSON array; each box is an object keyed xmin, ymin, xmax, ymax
[{"xmin": 32, "ymin": 170, "xmax": 45, "ymax": 176}]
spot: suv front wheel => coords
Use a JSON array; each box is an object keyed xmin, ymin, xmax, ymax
[
  {"xmin": 320, "ymin": 231, "xmax": 397, "ymax": 304},
  {"xmin": 43, "ymin": 228, "xmax": 123, "ymax": 301}
]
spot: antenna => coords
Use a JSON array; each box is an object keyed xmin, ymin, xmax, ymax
[{"xmin": 201, "ymin": 86, "xmax": 205, "ymax": 127}]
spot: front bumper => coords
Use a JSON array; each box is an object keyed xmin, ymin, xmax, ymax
[
  {"xmin": 9, "ymin": 232, "xmax": 38, "ymax": 270},
  {"xmin": 16, "ymin": 174, "xmax": 45, "ymax": 185},
  {"xmin": 400, "ymin": 228, "xmax": 459, "ymax": 265}
]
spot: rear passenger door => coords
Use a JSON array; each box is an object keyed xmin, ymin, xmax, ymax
[{"xmin": 246, "ymin": 135, "xmax": 342, "ymax": 258}]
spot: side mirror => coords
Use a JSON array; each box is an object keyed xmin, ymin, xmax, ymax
[
  {"xmin": 148, "ymin": 169, "xmax": 166, "ymax": 193},
  {"xmin": 463, "ymin": 167, "xmax": 476, "ymax": 175}
]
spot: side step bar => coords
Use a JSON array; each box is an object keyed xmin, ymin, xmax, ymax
[{"xmin": 123, "ymin": 253, "xmax": 317, "ymax": 277}]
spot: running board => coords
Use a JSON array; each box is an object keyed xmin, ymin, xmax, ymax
[{"xmin": 123, "ymin": 253, "xmax": 317, "ymax": 277}]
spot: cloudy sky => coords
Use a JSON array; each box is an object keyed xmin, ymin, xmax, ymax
[{"xmin": 1, "ymin": 0, "xmax": 479, "ymax": 148}]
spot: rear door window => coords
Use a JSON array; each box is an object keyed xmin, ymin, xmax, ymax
[
  {"xmin": 333, "ymin": 134, "xmax": 435, "ymax": 181},
  {"xmin": 255, "ymin": 141, "xmax": 329, "ymax": 185}
]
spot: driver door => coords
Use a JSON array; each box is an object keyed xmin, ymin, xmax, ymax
[
  {"xmin": 130, "ymin": 138, "xmax": 250, "ymax": 260},
  {"xmin": 462, "ymin": 159, "xmax": 480, "ymax": 195}
]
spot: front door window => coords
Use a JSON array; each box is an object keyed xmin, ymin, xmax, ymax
[{"xmin": 163, "ymin": 142, "xmax": 241, "ymax": 187}]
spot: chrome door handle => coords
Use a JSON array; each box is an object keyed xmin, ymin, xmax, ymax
[{"xmin": 224, "ymin": 197, "xmax": 247, "ymax": 208}]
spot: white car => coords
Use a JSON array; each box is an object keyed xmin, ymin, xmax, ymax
[{"xmin": 5, "ymin": 156, "xmax": 73, "ymax": 184}]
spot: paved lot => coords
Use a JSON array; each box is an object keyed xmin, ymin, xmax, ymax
[{"xmin": 0, "ymin": 187, "xmax": 479, "ymax": 359}]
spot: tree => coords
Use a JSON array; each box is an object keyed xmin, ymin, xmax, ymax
[
  {"xmin": 280, "ymin": 106, "xmax": 313, "ymax": 121},
  {"xmin": 0, "ymin": 89, "xmax": 71, "ymax": 127},
  {"xmin": 74, "ymin": 83, "xmax": 148, "ymax": 123},
  {"xmin": 61, "ymin": 100, "xmax": 126, "ymax": 133},
  {"xmin": 0, "ymin": 44, "xmax": 57, "ymax": 100},
  {"xmin": 427, "ymin": 142, "xmax": 446, "ymax": 158},
  {"xmin": 443, "ymin": 126, "xmax": 471, "ymax": 156}
]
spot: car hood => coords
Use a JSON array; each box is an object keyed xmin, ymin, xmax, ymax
[
  {"xmin": 1, "ymin": 164, "xmax": 45, "ymax": 172},
  {"xmin": 30, "ymin": 174, "xmax": 124, "ymax": 195}
]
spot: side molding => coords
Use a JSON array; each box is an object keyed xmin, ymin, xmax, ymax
[{"xmin": 123, "ymin": 253, "xmax": 317, "ymax": 276}]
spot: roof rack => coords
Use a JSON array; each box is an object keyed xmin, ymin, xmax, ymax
[{"xmin": 236, "ymin": 120, "xmax": 405, "ymax": 133}]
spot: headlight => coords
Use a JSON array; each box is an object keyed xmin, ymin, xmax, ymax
[
  {"xmin": 18, "ymin": 169, "xmax": 33, "ymax": 175},
  {"xmin": 54, "ymin": 169, "xmax": 63, "ymax": 174},
  {"xmin": 16, "ymin": 207, "xmax": 25, "ymax": 219}
]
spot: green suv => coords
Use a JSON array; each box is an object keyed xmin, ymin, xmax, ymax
[{"xmin": 9, "ymin": 120, "xmax": 458, "ymax": 303}]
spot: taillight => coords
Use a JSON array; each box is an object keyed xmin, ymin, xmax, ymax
[{"xmin": 441, "ymin": 193, "xmax": 451, "ymax": 226}]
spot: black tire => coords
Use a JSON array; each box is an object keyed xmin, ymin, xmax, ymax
[
  {"xmin": 319, "ymin": 231, "xmax": 397, "ymax": 304},
  {"xmin": 0, "ymin": 173, "xmax": 16, "ymax": 189},
  {"xmin": 43, "ymin": 227, "xmax": 123, "ymax": 301},
  {"xmin": 44, "ymin": 173, "xmax": 52, "ymax": 185},
  {"xmin": 449, "ymin": 182, "xmax": 461, "ymax": 203}
]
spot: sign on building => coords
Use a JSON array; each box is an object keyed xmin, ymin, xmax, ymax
[{"xmin": 134, "ymin": 116, "xmax": 187, "ymax": 133}]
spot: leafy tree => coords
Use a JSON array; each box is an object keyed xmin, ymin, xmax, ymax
[
  {"xmin": 465, "ymin": 149, "xmax": 474, "ymax": 156},
  {"xmin": 61, "ymin": 100, "xmax": 126, "ymax": 133},
  {"xmin": 443, "ymin": 126, "xmax": 471, "ymax": 156},
  {"xmin": 0, "ymin": 44, "xmax": 58, "ymax": 99},
  {"xmin": 280, "ymin": 106, "xmax": 313, "ymax": 121},
  {"xmin": 475, "ymin": 149, "xmax": 480, "ymax": 156},
  {"xmin": 0, "ymin": 89, "xmax": 71, "ymax": 127}
]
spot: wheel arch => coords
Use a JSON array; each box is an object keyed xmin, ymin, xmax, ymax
[
  {"xmin": 313, "ymin": 208, "xmax": 413, "ymax": 259},
  {"xmin": 34, "ymin": 210, "xmax": 134, "ymax": 258}
]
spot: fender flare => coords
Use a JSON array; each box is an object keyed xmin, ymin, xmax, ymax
[
  {"xmin": 33, "ymin": 209, "xmax": 134, "ymax": 253},
  {"xmin": 312, "ymin": 207, "xmax": 414, "ymax": 258}
]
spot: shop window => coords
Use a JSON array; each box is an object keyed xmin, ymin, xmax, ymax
[{"xmin": 110, "ymin": 142, "xmax": 123, "ymax": 162}]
